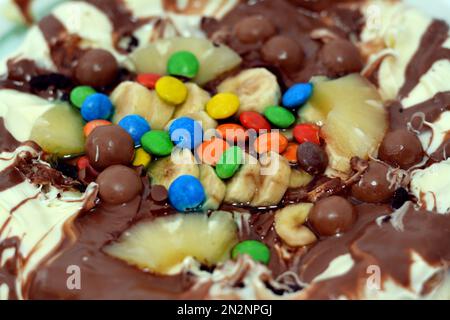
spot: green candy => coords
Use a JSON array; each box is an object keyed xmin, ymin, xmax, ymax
[
  {"xmin": 167, "ymin": 51, "xmax": 200, "ymax": 79},
  {"xmin": 231, "ymin": 240, "xmax": 270, "ymax": 265},
  {"xmin": 70, "ymin": 86, "xmax": 96, "ymax": 108},
  {"xmin": 141, "ymin": 130, "xmax": 173, "ymax": 156},
  {"xmin": 215, "ymin": 146, "xmax": 242, "ymax": 179},
  {"xmin": 264, "ymin": 106, "xmax": 296, "ymax": 128}
]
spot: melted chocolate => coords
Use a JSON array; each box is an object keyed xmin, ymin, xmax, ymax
[{"xmin": 13, "ymin": 0, "xmax": 32, "ymax": 24}]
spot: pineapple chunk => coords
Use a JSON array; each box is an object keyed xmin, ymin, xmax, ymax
[
  {"xmin": 29, "ymin": 103, "xmax": 85, "ymax": 158},
  {"xmin": 104, "ymin": 211, "xmax": 238, "ymax": 275},
  {"xmin": 299, "ymin": 74, "xmax": 387, "ymax": 173},
  {"xmin": 130, "ymin": 37, "xmax": 242, "ymax": 85}
]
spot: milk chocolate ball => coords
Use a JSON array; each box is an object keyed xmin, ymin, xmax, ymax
[
  {"xmin": 75, "ymin": 49, "xmax": 118, "ymax": 87},
  {"xmin": 351, "ymin": 161, "xmax": 395, "ymax": 203},
  {"xmin": 378, "ymin": 129, "xmax": 423, "ymax": 169},
  {"xmin": 234, "ymin": 15, "xmax": 276, "ymax": 43},
  {"xmin": 309, "ymin": 196, "xmax": 357, "ymax": 236},
  {"xmin": 85, "ymin": 125, "xmax": 134, "ymax": 171},
  {"xmin": 96, "ymin": 165, "xmax": 142, "ymax": 204},
  {"xmin": 297, "ymin": 142, "xmax": 328, "ymax": 175},
  {"xmin": 261, "ymin": 36, "xmax": 304, "ymax": 70},
  {"xmin": 320, "ymin": 39, "xmax": 363, "ymax": 76}
]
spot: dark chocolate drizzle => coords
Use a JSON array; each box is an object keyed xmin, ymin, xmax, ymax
[{"xmin": 13, "ymin": 0, "xmax": 33, "ymax": 24}]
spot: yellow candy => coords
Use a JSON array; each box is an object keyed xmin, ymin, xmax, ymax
[
  {"xmin": 133, "ymin": 147, "xmax": 152, "ymax": 168},
  {"xmin": 155, "ymin": 76, "xmax": 188, "ymax": 105},
  {"xmin": 206, "ymin": 93, "xmax": 240, "ymax": 120}
]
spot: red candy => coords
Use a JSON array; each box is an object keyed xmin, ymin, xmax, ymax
[
  {"xmin": 239, "ymin": 111, "xmax": 271, "ymax": 132},
  {"xmin": 77, "ymin": 156, "xmax": 90, "ymax": 170},
  {"xmin": 136, "ymin": 73, "xmax": 161, "ymax": 89},
  {"xmin": 293, "ymin": 123, "xmax": 321, "ymax": 145}
]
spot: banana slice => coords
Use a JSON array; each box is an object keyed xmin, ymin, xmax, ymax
[
  {"xmin": 110, "ymin": 81, "xmax": 175, "ymax": 130},
  {"xmin": 173, "ymin": 83, "xmax": 211, "ymax": 119},
  {"xmin": 224, "ymin": 153, "xmax": 261, "ymax": 204},
  {"xmin": 251, "ymin": 152, "xmax": 291, "ymax": 207},
  {"xmin": 184, "ymin": 111, "xmax": 218, "ymax": 131},
  {"xmin": 217, "ymin": 68, "xmax": 281, "ymax": 114},
  {"xmin": 289, "ymin": 169, "xmax": 313, "ymax": 188},
  {"xmin": 274, "ymin": 203, "xmax": 317, "ymax": 247},
  {"xmin": 199, "ymin": 164, "xmax": 226, "ymax": 210},
  {"xmin": 147, "ymin": 148, "xmax": 199, "ymax": 189}
]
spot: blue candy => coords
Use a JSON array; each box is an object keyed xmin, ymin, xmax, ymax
[
  {"xmin": 118, "ymin": 114, "xmax": 151, "ymax": 145},
  {"xmin": 169, "ymin": 117, "xmax": 203, "ymax": 150},
  {"xmin": 168, "ymin": 175, "xmax": 205, "ymax": 212},
  {"xmin": 282, "ymin": 83, "xmax": 313, "ymax": 109},
  {"xmin": 81, "ymin": 93, "xmax": 113, "ymax": 121}
]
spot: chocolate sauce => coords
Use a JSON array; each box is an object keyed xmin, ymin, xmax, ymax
[
  {"xmin": 13, "ymin": 0, "xmax": 33, "ymax": 24},
  {"xmin": 201, "ymin": 0, "xmax": 364, "ymax": 86}
]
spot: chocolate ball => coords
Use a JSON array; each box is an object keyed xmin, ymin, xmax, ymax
[
  {"xmin": 320, "ymin": 39, "xmax": 363, "ymax": 76},
  {"xmin": 234, "ymin": 15, "xmax": 276, "ymax": 44},
  {"xmin": 96, "ymin": 165, "xmax": 142, "ymax": 204},
  {"xmin": 85, "ymin": 125, "xmax": 134, "ymax": 171},
  {"xmin": 297, "ymin": 142, "xmax": 328, "ymax": 175},
  {"xmin": 261, "ymin": 36, "xmax": 304, "ymax": 70},
  {"xmin": 351, "ymin": 161, "xmax": 395, "ymax": 203},
  {"xmin": 378, "ymin": 129, "xmax": 423, "ymax": 169},
  {"xmin": 75, "ymin": 49, "xmax": 118, "ymax": 87},
  {"xmin": 309, "ymin": 196, "xmax": 357, "ymax": 236}
]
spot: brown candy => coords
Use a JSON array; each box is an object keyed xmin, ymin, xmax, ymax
[
  {"xmin": 319, "ymin": 39, "xmax": 363, "ymax": 76},
  {"xmin": 261, "ymin": 36, "xmax": 304, "ymax": 70},
  {"xmin": 351, "ymin": 161, "xmax": 395, "ymax": 203},
  {"xmin": 85, "ymin": 125, "xmax": 134, "ymax": 171},
  {"xmin": 234, "ymin": 15, "xmax": 276, "ymax": 44},
  {"xmin": 96, "ymin": 165, "xmax": 142, "ymax": 204},
  {"xmin": 150, "ymin": 185, "xmax": 168, "ymax": 203},
  {"xmin": 75, "ymin": 49, "xmax": 118, "ymax": 87},
  {"xmin": 309, "ymin": 196, "xmax": 357, "ymax": 236},
  {"xmin": 297, "ymin": 142, "xmax": 328, "ymax": 175},
  {"xmin": 378, "ymin": 129, "xmax": 423, "ymax": 169}
]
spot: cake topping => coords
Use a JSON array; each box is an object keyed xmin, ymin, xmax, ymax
[
  {"xmin": 234, "ymin": 15, "xmax": 276, "ymax": 44},
  {"xmin": 319, "ymin": 39, "xmax": 364, "ymax": 76},
  {"xmin": 75, "ymin": 49, "xmax": 119, "ymax": 88},
  {"xmin": 309, "ymin": 196, "xmax": 357, "ymax": 236},
  {"xmin": 351, "ymin": 161, "xmax": 395, "ymax": 203},
  {"xmin": 96, "ymin": 165, "xmax": 142, "ymax": 204},
  {"xmin": 378, "ymin": 129, "xmax": 424, "ymax": 169},
  {"xmin": 85, "ymin": 125, "xmax": 134, "ymax": 170},
  {"xmin": 297, "ymin": 142, "xmax": 328, "ymax": 175},
  {"xmin": 261, "ymin": 36, "xmax": 304, "ymax": 71}
]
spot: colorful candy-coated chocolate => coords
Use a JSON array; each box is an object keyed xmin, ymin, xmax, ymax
[
  {"xmin": 155, "ymin": 76, "xmax": 188, "ymax": 105},
  {"xmin": 83, "ymin": 119, "xmax": 111, "ymax": 137},
  {"xmin": 140, "ymin": 130, "xmax": 173, "ymax": 156},
  {"xmin": 282, "ymin": 142, "xmax": 299, "ymax": 163},
  {"xmin": 254, "ymin": 132, "xmax": 288, "ymax": 154},
  {"xmin": 133, "ymin": 147, "xmax": 152, "ymax": 168},
  {"xmin": 231, "ymin": 240, "xmax": 270, "ymax": 265},
  {"xmin": 81, "ymin": 93, "xmax": 114, "ymax": 122},
  {"xmin": 76, "ymin": 156, "xmax": 90, "ymax": 170},
  {"xmin": 293, "ymin": 123, "xmax": 321, "ymax": 145},
  {"xmin": 239, "ymin": 111, "xmax": 271, "ymax": 131},
  {"xmin": 136, "ymin": 73, "xmax": 161, "ymax": 89},
  {"xmin": 70, "ymin": 86, "xmax": 96, "ymax": 108},
  {"xmin": 215, "ymin": 146, "xmax": 243, "ymax": 179},
  {"xmin": 167, "ymin": 51, "xmax": 200, "ymax": 79},
  {"xmin": 168, "ymin": 175, "xmax": 205, "ymax": 212},
  {"xmin": 216, "ymin": 123, "xmax": 248, "ymax": 143},
  {"xmin": 206, "ymin": 93, "xmax": 240, "ymax": 120},
  {"xmin": 168, "ymin": 117, "xmax": 203, "ymax": 150},
  {"xmin": 264, "ymin": 106, "xmax": 295, "ymax": 128},
  {"xmin": 118, "ymin": 114, "xmax": 151, "ymax": 145},
  {"xmin": 282, "ymin": 83, "xmax": 313, "ymax": 109},
  {"xmin": 196, "ymin": 138, "xmax": 230, "ymax": 166}
]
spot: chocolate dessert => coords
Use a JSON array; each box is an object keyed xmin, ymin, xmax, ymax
[{"xmin": 0, "ymin": 0, "xmax": 449, "ymax": 300}]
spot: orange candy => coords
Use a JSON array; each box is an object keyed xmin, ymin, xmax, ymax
[
  {"xmin": 216, "ymin": 123, "xmax": 248, "ymax": 143},
  {"xmin": 196, "ymin": 138, "xmax": 230, "ymax": 166},
  {"xmin": 254, "ymin": 132, "xmax": 288, "ymax": 154},
  {"xmin": 282, "ymin": 142, "xmax": 298, "ymax": 163},
  {"xmin": 83, "ymin": 119, "xmax": 112, "ymax": 137}
]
